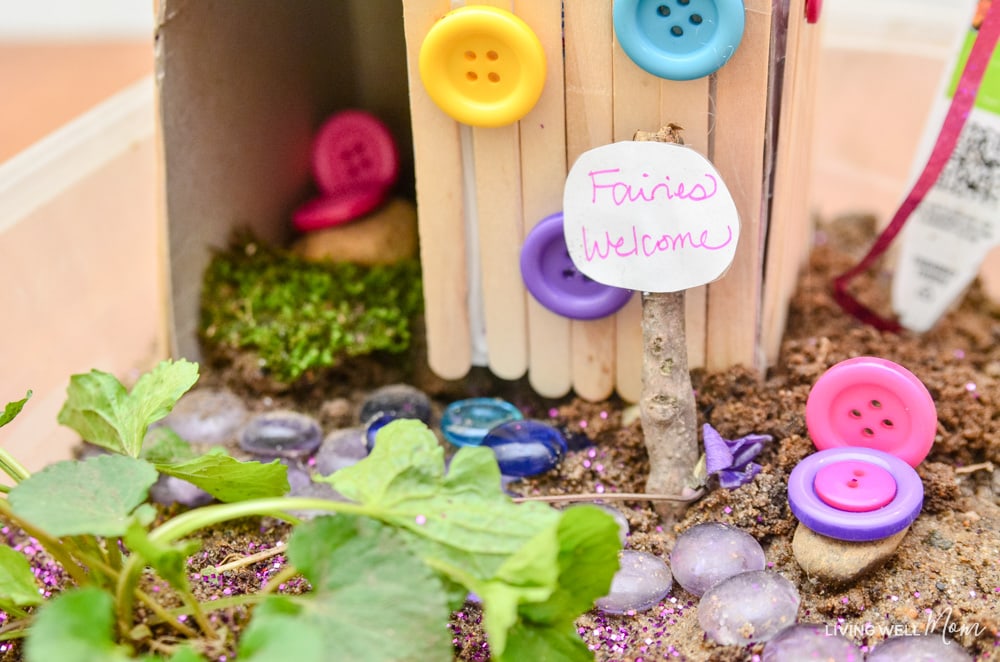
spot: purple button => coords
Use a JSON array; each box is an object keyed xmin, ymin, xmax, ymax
[
  {"xmin": 814, "ymin": 460, "xmax": 896, "ymax": 513},
  {"xmin": 788, "ymin": 447, "xmax": 923, "ymax": 542},
  {"xmin": 520, "ymin": 212, "xmax": 633, "ymax": 320}
]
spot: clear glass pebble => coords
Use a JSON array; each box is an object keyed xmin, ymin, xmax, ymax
[
  {"xmin": 481, "ymin": 420, "xmax": 566, "ymax": 477},
  {"xmin": 698, "ymin": 570, "xmax": 800, "ymax": 645},
  {"xmin": 670, "ymin": 522, "xmax": 766, "ymax": 596},
  {"xmin": 762, "ymin": 623, "xmax": 861, "ymax": 661},
  {"xmin": 441, "ymin": 397, "xmax": 523, "ymax": 447},
  {"xmin": 238, "ymin": 410, "xmax": 323, "ymax": 460},
  {"xmin": 588, "ymin": 503, "xmax": 630, "ymax": 544},
  {"xmin": 149, "ymin": 474, "xmax": 214, "ymax": 508},
  {"xmin": 867, "ymin": 634, "xmax": 973, "ymax": 661},
  {"xmin": 594, "ymin": 550, "xmax": 673, "ymax": 614},
  {"xmin": 159, "ymin": 388, "xmax": 248, "ymax": 444}
]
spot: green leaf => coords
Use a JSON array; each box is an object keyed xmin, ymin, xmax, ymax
[
  {"xmin": 0, "ymin": 545, "xmax": 42, "ymax": 607},
  {"xmin": 24, "ymin": 587, "xmax": 133, "ymax": 662},
  {"xmin": 325, "ymin": 419, "xmax": 559, "ymax": 581},
  {"xmin": 140, "ymin": 427, "xmax": 197, "ymax": 464},
  {"xmin": 241, "ymin": 515, "xmax": 451, "ymax": 662},
  {"xmin": 124, "ymin": 520, "xmax": 200, "ymax": 594},
  {"xmin": 0, "ymin": 391, "xmax": 31, "ymax": 429},
  {"xmin": 499, "ymin": 622, "xmax": 593, "ymax": 662},
  {"xmin": 9, "ymin": 455, "xmax": 159, "ymax": 537},
  {"xmin": 58, "ymin": 359, "xmax": 199, "ymax": 457},
  {"xmin": 155, "ymin": 450, "xmax": 288, "ymax": 502}
]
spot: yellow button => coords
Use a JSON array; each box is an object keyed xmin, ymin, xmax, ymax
[{"xmin": 419, "ymin": 5, "xmax": 546, "ymax": 128}]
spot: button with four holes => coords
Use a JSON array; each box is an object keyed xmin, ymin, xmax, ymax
[
  {"xmin": 419, "ymin": 5, "xmax": 546, "ymax": 127},
  {"xmin": 520, "ymin": 212, "xmax": 634, "ymax": 320},
  {"xmin": 613, "ymin": 0, "xmax": 746, "ymax": 81},
  {"xmin": 788, "ymin": 357, "xmax": 937, "ymax": 542},
  {"xmin": 805, "ymin": 0, "xmax": 822, "ymax": 24}
]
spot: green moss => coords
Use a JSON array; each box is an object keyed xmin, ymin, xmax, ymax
[{"xmin": 199, "ymin": 237, "xmax": 423, "ymax": 383}]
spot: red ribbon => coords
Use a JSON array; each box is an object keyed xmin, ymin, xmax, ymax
[{"xmin": 832, "ymin": 1, "xmax": 1000, "ymax": 331}]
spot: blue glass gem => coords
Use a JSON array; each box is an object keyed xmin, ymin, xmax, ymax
[
  {"xmin": 441, "ymin": 397, "xmax": 523, "ymax": 447},
  {"xmin": 358, "ymin": 384, "xmax": 432, "ymax": 426},
  {"xmin": 364, "ymin": 412, "xmax": 397, "ymax": 452},
  {"xmin": 481, "ymin": 420, "xmax": 567, "ymax": 477}
]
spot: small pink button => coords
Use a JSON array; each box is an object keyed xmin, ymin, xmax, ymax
[
  {"xmin": 814, "ymin": 460, "xmax": 896, "ymax": 512},
  {"xmin": 312, "ymin": 110, "xmax": 399, "ymax": 197},
  {"xmin": 805, "ymin": 0, "xmax": 821, "ymax": 24},
  {"xmin": 292, "ymin": 185, "xmax": 387, "ymax": 232}
]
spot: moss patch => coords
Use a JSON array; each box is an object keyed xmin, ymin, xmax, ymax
[{"xmin": 200, "ymin": 237, "xmax": 423, "ymax": 384}]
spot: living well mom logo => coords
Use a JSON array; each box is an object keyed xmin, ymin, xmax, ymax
[
  {"xmin": 825, "ymin": 606, "xmax": 988, "ymax": 644},
  {"xmin": 562, "ymin": 140, "xmax": 740, "ymax": 293}
]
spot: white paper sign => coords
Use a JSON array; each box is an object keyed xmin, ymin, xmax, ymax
[{"xmin": 562, "ymin": 141, "xmax": 739, "ymax": 293}]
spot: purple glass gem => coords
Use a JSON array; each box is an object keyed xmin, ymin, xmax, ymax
[
  {"xmin": 698, "ymin": 571, "xmax": 801, "ymax": 645},
  {"xmin": 160, "ymin": 388, "xmax": 248, "ymax": 445},
  {"xmin": 519, "ymin": 212, "xmax": 633, "ymax": 320},
  {"xmin": 149, "ymin": 475, "xmax": 214, "ymax": 508},
  {"xmin": 594, "ymin": 550, "xmax": 672, "ymax": 614},
  {"xmin": 867, "ymin": 635, "xmax": 973, "ymax": 662},
  {"xmin": 238, "ymin": 410, "xmax": 323, "ymax": 461},
  {"xmin": 358, "ymin": 384, "xmax": 432, "ymax": 426},
  {"xmin": 788, "ymin": 447, "xmax": 923, "ymax": 542},
  {"xmin": 481, "ymin": 420, "xmax": 567, "ymax": 477},
  {"xmin": 762, "ymin": 623, "xmax": 862, "ymax": 661},
  {"xmin": 314, "ymin": 427, "xmax": 368, "ymax": 476},
  {"xmin": 670, "ymin": 522, "xmax": 766, "ymax": 596}
]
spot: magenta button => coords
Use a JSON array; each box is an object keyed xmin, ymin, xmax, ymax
[
  {"xmin": 814, "ymin": 460, "xmax": 895, "ymax": 513},
  {"xmin": 806, "ymin": 357, "xmax": 936, "ymax": 467}
]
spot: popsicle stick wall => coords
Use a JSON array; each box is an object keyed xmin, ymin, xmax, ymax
[{"xmin": 403, "ymin": 0, "xmax": 819, "ymax": 401}]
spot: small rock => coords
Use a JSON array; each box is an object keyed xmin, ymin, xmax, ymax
[
  {"xmin": 358, "ymin": 383, "xmax": 432, "ymax": 426},
  {"xmin": 239, "ymin": 411, "xmax": 323, "ymax": 461},
  {"xmin": 481, "ymin": 420, "xmax": 566, "ymax": 477},
  {"xmin": 867, "ymin": 634, "xmax": 973, "ymax": 661},
  {"xmin": 762, "ymin": 623, "xmax": 861, "ymax": 661},
  {"xmin": 318, "ymin": 398, "xmax": 353, "ymax": 428},
  {"xmin": 670, "ymin": 522, "xmax": 766, "ymax": 596},
  {"xmin": 440, "ymin": 397, "xmax": 523, "ymax": 447},
  {"xmin": 595, "ymin": 550, "xmax": 672, "ymax": 614},
  {"xmin": 314, "ymin": 428, "xmax": 368, "ymax": 476},
  {"xmin": 698, "ymin": 570, "xmax": 801, "ymax": 645},
  {"xmin": 291, "ymin": 197, "xmax": 418, "ymax": 266},
  {"xmin": 792, "ymin": 522, "xmax": 907, "ymax": 585},
  {"xmin": 160, "ymin": 388, "xmax": 248, "ymax": 445},
  {"xmin": 925, "ymin": 530, "xmax": 954, "ymax": 550}
]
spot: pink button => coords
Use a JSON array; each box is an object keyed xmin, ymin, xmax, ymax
[
  {"xmin": 805, "ymin": 0, "xmax": 821, "ymax": 23},
  {"xmin": 814, "ymin": 460, "xmax": 896, "ymax": 512},
  {"xmin": 311, "ymin": 110, "xmax": 399, "ymax": 197},
  {"xmin": 292, "ymin": 186, "xmax": 387, "ymax": 232},
  {"xmin": 805, "ymin": 357, "xmax": 936, "ymax": 467}
]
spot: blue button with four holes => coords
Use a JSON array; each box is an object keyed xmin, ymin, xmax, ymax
[{"xmin": 613, "ymin": 0, "xmax": 746, "ymax": 81}]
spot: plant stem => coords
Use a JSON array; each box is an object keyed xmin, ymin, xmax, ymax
[
  {"xmin": 0, "ymin": 501, "xmax": 88, "ymax": 586},
  {"xmin": 0, "ymin": 449, "xmax": 30, "ymax": 484},
  {"xmin": 513, "ymin": 489, "xmax": 705, "ymax": 504},
  {"xmin": 205, "ymin": 542, "xmax": 285, "ymax": 575},
  {"xmin": 132, "ymin": 589, "xmax": 200, "ymax": 640}
]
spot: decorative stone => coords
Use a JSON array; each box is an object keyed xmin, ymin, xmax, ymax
[
  {"xmin": 762, "ymin": 623, "xmax": 862, "ymax": 661},
  {"xmin": 238, "ymin": 411, "xmax": 323, "ymax": 461},
  {"xmin": 364, "ymin": 413, "xmax": 396, "ymax": 452},
  {"xmin": 291, "ymin": 197, "xmax": 418, "ymax": 266},
  {"xmin": 867, "ymin": 634, "xmax": 973, "ymax": 661},
  {"xmin": 441, "ymin": 397, "xmax": 523, "ymax": 447},
  {"xmin": 594, "ymin": 550, "xmax": 672, "ymax": 614},
  {"xmin": 314, "ymin": 427, "xmax": 368, "ymax": 476},
  {"xmin": 159, "ymin": 388, "xmax": 248, "ymax": 445},
  {"xmin": 792, "ymin": 522, "xmax": 907, "ymax": 586},
  {"xmin": 358, "ymin": 384, "xmax": 432, "ymax": 427},
  {"xmin": 149, "ymin": 475, "xmax": 214, "ymax": 508},
  {"xmin": 481, "ymin": 420, "xmax": 566, "ymax": 477},
  {"xmin": 670, "ymin": 522, "xmax": 767, "ymax": 596},
  {"xmin": 698, "ymin": 571, "xmax": 801, "ymax": 645}
]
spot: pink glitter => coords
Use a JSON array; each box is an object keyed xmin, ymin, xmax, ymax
[
  {"xmin": 600, "ymin": 411, "xmax": 608, "ymax": 419},
  {"xmin": 415, "ymin": 514, "xmax": 427, "ymax": 525},
  {"xmin": 723, "ymin": 506, "xmax": 732, "ymax": 514},
  {"xmin": 548, "ymin": 408, "xmax": 559, "ymax": 418},
  {"xmin": 579, "ymin": 420, "xmax": 588, "ymax": 429}
]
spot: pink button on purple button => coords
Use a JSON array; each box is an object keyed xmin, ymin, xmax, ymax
[{"xmin": 813, "ymin": 460, "xmax": 896, "ymax": 513}]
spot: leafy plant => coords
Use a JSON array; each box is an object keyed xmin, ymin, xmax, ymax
[
  {"xmin": 200, "ymin": 237, "xmax": 424, "ymax": 383},
  {"xmin": 0, "ymin": 362, "xmax": 621, "ymax": 661}
]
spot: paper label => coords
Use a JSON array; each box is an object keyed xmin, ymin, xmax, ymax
[
  {"xmin": 562, "ymin": 141, "xmax": 739, "ymax": 293},
  {"xmin": 894, "ymin": 4, "xmax": 1000, "ymax": 331}
]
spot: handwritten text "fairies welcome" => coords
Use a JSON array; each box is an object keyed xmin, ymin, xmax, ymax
[{"xmin": 582, "ymin": 168, "xmax": 734, "ymax": 263}]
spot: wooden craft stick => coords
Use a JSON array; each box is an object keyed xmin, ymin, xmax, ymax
[
  {"xmin": 659, "ymin": 77, "xmax": 712, "ymax": 369},
  {"xmin": 762, "ymin": 0, "xmax": 806, "ymax": 366},
  {"xmin": 705, "ymin": 0, "xmax": 773, "ymax": 373},
  {"xmin": 611, "ymin": 30, "xmax": 661, "ymax": 404},
  {"xmin": 565, "ymin": 0, "xmax": 617, "ymax": 402},
  {"xmin": 402, "ymin": 0, "xmax": 472, "ymax": 379},
  {"xmin": 470, "ymin": 0, "xmax": 528, "ymax": 380},
  {"xmin": 514, "ymin": 0, "xmax": 573, "ymax": 397}
]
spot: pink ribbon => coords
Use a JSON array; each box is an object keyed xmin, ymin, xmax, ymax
[{"xmin": 832, "ymin": 1, "xmax": 1000, "ymax": 331}]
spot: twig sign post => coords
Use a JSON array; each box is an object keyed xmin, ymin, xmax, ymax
[{"xmin": 563, "ymin": 125, "xmax": 741, "ymax": 521}]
